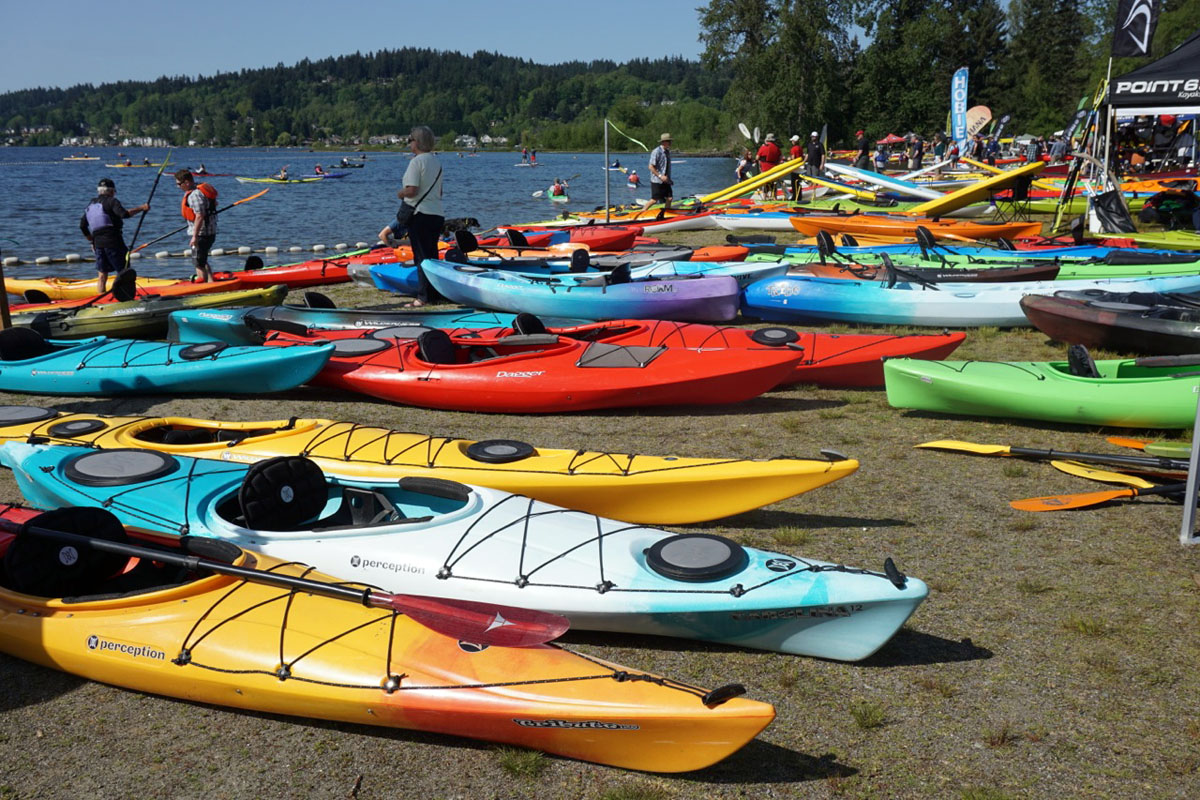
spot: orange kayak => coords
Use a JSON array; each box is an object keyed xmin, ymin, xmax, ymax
[{"xmin": 790, "ymin": 215, "xmax": 1042, "ymax": 241}]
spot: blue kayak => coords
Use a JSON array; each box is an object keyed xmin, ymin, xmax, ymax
[{"xmin": 0, "ymin": 328, "xmax": 333, "ymax": 395}]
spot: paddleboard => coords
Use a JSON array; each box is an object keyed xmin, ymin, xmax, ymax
[
  {"xmin": 700, "ymin": 158, "xmax": 804, "ymax": 203},
  {"xmin": 824, "ymin": 163, "xmax": 944, "ymax": 201},
  {"xmin": 907, "ymin": 161, "xmax": 1047, "ymax": 217},
  {"xmin": 960, "ymin": 157, "xmax": 1058, "ymax": 192}
]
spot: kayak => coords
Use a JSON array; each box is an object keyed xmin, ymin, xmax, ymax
[
  {"xmin": 0, "ymin": 405, "xmax": 858, "ymax": 524},
  {"xmin": 0, "ymin": 505, "xmax": 773, "ymax": 771},
  {"xmin": 789, "ymin": 215, "xmax": 1043, "ymax": 241},
  {"xmin": 0, "ymin": 443, "xmax": 925, "ymax": 660},
  {"xmin": 740, "ymin": 274, "xmax": 1200, "ymax": 327},
  {"xmin": 802, "ymin": 260, "xmax": 1061, "ymax": 283},
  {"xmin": 883, "ymin": 350, "xmax": 1200, "ymax": 428},
  {"xmin": 11, "ymin": 276, "xmax": 244, "ymax": 307},
  {"xmin": 1019, "ymin": 291, "xmax": 1200, "ymax": 355},
  {"xmin": 0, "ymin": 329, "xmax": 333, "ymax": 396},
  {"xmin": 3, "ymin": 275, "xmax": 220, "ymax": 302},
  {"xmin": 211, "ymin": 251, "xmax": 371, "ymax": 289},
  {"xmin": 422, "ymin": 259, "xmax": 741, "ymax": 322},
  {"xmin": 250, "ymin": 325, "xmax": 807, "ymax": 412},
  {"xmin": 10, "ymin": 285, "xmax": 287, "ymax": 340},
  {"xmin": 234, "ymin": 176, "xmax": 324, "ymax": 184}
]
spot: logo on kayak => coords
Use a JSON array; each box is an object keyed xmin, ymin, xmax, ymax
[
  {"xmin": 458, "ymin": 641, "xmax": 489, "ymax": 653},
  {"xmin": 765, "ymin": 558, "xmax": 796, "ymax": 573},
  {"xmin": 349, "ymin": 554, "xmax": 425, "ymax": 575},
  {"xmin": 514, "ymin": 719, "xmax": 640, "ymax": 730},
  {"xmin": 496, "ymin": 370, "xmax": 545, "ymax": 378},
  {"xmin": 764, "ymin": 283, "xmax": 801, "ymax": 297},
  {"xmin": 86, "ymin": 634, "xmax": 167, "ymax": 661},
  {"xmin": 642, "ymin": 284, "xmax": 675, "ymax": 294}
]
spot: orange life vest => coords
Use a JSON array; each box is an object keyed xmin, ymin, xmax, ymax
[{"xmin": 181, "ymin": 182, "xmax": 218, "ymax": 221}]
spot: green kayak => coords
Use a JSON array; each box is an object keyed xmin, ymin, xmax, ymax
[{"xmin": 884, "ymin": 351, "xmax": 1200, "ymax": 429}]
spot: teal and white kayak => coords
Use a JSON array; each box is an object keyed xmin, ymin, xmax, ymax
[
  {"xmin": 740, "ymin": 274, "xmax": 1200, "ymax": 327},
  {"xmin": 0, "ymin": 329, "xmax": 333, "ymax": 395},
  {"xmin": 0, "ymin": 442, "xmax": 928, "ymax": 661}
]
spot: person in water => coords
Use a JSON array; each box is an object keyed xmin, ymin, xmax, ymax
[
  {"xmin": 79, "ymin": 177, "xmax": 149, "ymax": 293},
  {"xmin": 628, "ymin": 169, "xmax": 640, "ymax": 186}
]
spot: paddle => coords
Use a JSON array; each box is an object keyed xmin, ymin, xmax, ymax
[
  {"xmin": 133, "ymin": 189, "xmax": 270, "ymax": 253},
  {"xmin": 1106, "ymin": 436, "xmax": 1192, "ymax": 459},
  {"xmin": 738, "ymin": 122, "xmax": 753, "ymax": 141},
  {"xmin": 8, "ymin": 508, "xmax": 569, "ymax": 648},
  {"xmin": 916, "ymin": 440, "xmax": 1191, "ymax": 471},
  {"xmin": 1049, "ymin": 460, "xmax": 1158, "ymax": 489},
  {"xmin": 1010, "ymin": 482, "xmax": 1188, "ymax": 512},
  {"xmin": 125, "ymin": 148, "xmax": 173, "ymax": 268}
]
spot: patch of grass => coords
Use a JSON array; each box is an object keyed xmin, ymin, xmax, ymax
[
  {"xmin": 1010, "ymin": 517, "xmax": 1038, "ymax": 532},
  {"xmin": 1015, "ymin": 578, "xmax": 1053, "ymax": 595},
  {"xmin": 771, "ymin": 526, "xmax": 811, "ymax": 547},
  {"xmin": 1063, "ymin": 615, "xmax": 1107, "ymax": 637},
  {"xmin": 778, "ymin": 416, "xmax": 805, "ymax": 434},
  {"xmin": 596, "ymin": 785, "xmax": 669, "ymax": 800},
  {"xmin": 960, "ymin": 788, "xmax": 1017, "ymax": 800},
  {"xmin": 850, "ymin": 701, "xmax": 887, "ymax": 729},
  {"xmin": 927, "ymin": 577, "xmax": 958, "ymax": 593},
  {"xmin": 1000, "ymin": 463, "xmax": 1027, "ymax": 478},
  {"xmin": 984, "ymin": 723, "xmax": 1020, "ymax": 747},
  {"xmin": 493, "ymin": 747, "xmax": 547, "ymax": 778},
  {"xmin": 915, "ymin": 676, "xmax": 957, "ymax": 698},
  {"xmin": 817, "ymin": 409, "xmax": 847, "ymax": 420}
]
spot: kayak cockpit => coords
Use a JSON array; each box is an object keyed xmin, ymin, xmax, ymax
[{"xmin": 0, "ymin": 327, "xmax": 87, "ymax": 362}]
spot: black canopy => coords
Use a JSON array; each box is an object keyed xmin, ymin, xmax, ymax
[{"xmin": 1109, "ymin": 29, "xmax": 1200, "ymax": 114}]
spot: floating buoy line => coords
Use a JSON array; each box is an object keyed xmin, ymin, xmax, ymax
[{"xmin": 2, "ymin": 241, "xmax": 375, "ymax": 267}]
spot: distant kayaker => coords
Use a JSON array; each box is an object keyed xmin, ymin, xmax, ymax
[
  {"xmin": 611, "ymin": 159, "xmax": 621, "ymax": 169},
  {"xmin": 549, "ymin": 178, "xmax": 568, "ymax": 197},
  {"xmin": 143, "ymin": 157, "xmax": 151, "ymax": 166},
  {"xmin": 175, "ymin": 169, "xmax": 217, "ymax": 283},
  {"xmin": 79, "ymin": 177, "xmax": 149, "ymax": 294},
  {"xmin": 123, "ymin": 158, "xmax": 132, "ymax": 166},
  {"xmin": 314, "ymin": 164, "xmax": 326, "ymax": 175},
  {"xmin": 274, "ymin": 166, "xmax": 289, "ymax": 181},
  {"xmin": 197, "ymin": 163, "xmax": 207, "ymax": 175},
  {"xmin": 341, "ymin": 157, "xmax": 351, "ymax": 167},
  {"xmin": 641, "ymin": 133, "xmax": 673, "ymax": 212},
  {"xmin": 627, "ymin": 169, "xmax": 640, "ymax": 186}
]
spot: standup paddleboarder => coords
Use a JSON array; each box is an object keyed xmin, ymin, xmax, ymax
[{"xmin": 79, "ymin": 177, "xmax": 149, "ymax": 294}]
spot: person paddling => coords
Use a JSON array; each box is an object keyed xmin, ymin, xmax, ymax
[
  {"xmin": 549, "ymin": 177, "xmax": 568, "ymax": 197},
  {"xmin": 79, "ymin": 177, "xmax": 149, "ymax": 294}
]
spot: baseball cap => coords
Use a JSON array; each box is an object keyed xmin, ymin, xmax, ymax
[
  {"xmin": 810, "ymin": 131, "xmax": 818, "ymax": 137},
  {"xmin": 97, "ymin": 178, "xmax": 115, "ymax": 189},
  {"xmin": 856, "ymin": 130, "xmax": 864, "ymax": 136},
  {"xmin": 790, "ymin": 134, "xmax": 800, "ymax": 142}
]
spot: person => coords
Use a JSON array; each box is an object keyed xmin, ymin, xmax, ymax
[
  {"xmin": 1049, "ymin": 135, "xmax": 1069, "ymax": 165},
  {"xmin": 1024, "ymin": 136, "xmax": 1043, "ymax": 164},
  {"xmin": 521, "ymin": 146, "xmax": 528, "ymax": 163},
  {"xmin": 530, "ymin": 149, "xmax": 537, "ymax": 165},
  {"xmin": 931, "ymin": 133, "xmax": 946, "ymax": 173},
  {"xmin": 274, "ymin": 166, "xmax": 289, "ymax": 181},
  {"xmin": 984, "ymin": 136, "xmax": 999, "ymax": 167},
  {"xmin": 314, "ymin": 163, "xmax": 325, "ymax": 175},
  {"xmin": 143, "ymin": 157, "xmax": 151, "ymax": 166},
  {"xmin": 123, "ymin": 158, "xmax": 132, "ymax": 167},
  {"xmin": 804, "ymin": 131, "xmax": 825, "ymax": 178},
  {"xmin": 549, "ymin": 177, "xmax": 568, "ymax": 197},
  {"xmin": 79, "ymin": 177, "xmax": 149, "ymax": 293},
  {"xmin": 756, "ymin": 133, "xmax": 782, "ymax": 198},
  {"xmin": 788, "ymin": 134, "xmax": 803, "ymax": 200},
  {"xmin": 969, "ymin": 134, "xmax": 985, "ymax": 162},
  {"xmin": 874, "ymin": 142, "xmax": 889, "ymax": 172},
  {"xmin": 854, "ymin": 130, "xmax": 870, "ymax": 170},
  {"xmin": 398, "ymin": 125, "xmax": 445, "ymax": 307},
  {"xmin": 341, "ymin": 157, "xmax": 351, "ymax": 167},
  {"xmin": 948, "ymin": 140, "xmax": 960, "ymax": 169},
  {"xmin": 735, "ymin": 148, "xmax": 754, "ymax": 182},
  {"xmin": 641, "ymin": 133, "xmax": 674, "ymax": 211},
  {"xmin": 627, "ymin": 169, "xmax": 640, "ymax": 186},
  {"xmin": 174, "ymin": 169, "xmax": 217, "ymax": 283},
  {"xmin": 611, "ymin": 159, "xmax": 621, "ymax": 169},
  {"xmin": 197, "ymin": 163, "xmax": 207, "ymax": 175},
  {"xmin": 907, "ymin": 134, "xmax": 924, "ymax": 171}
]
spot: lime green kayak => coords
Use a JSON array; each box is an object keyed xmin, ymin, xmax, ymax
[
  {"xmin": 1111, "ymin": 231, "xmax": 1200, "ymax": 251},
  {"xmin": 884, "ymin": 352, "xmax": 1200, "ymax": 428}
]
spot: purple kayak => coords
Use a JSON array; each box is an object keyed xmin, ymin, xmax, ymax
[{"xmin": 421, "ymin": 259, "xmax": 741, "ymax": 322}]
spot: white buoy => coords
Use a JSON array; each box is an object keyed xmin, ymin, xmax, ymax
[
  {"xmin": 183, "ymin": 249, "xmax": 193, "ymax": 257},
  {"xmin": 155, "ymin": 251, "xmax": 169, "ymax": 259},
  {"xmin": 355, "ymin": 241, "xmax": 370, "ymax": 248},
  {"xmin": 264, "ymin": 246, "xmax": 278, "ymax": 255},
  {"xmin": 210, "ymin": 248, "xmax": 225, "ymax": 256},
  {"xmin": 289, "ymin": 246, "xmax": 303, "ymax": 253},
  {"xmin": 312, "ymin": 244, "xmax": 326, "ymax": 252},
  {"xmin": 35, "ymin": 256, "xmax": 50, "ymax": 265},
  {"xmin": 334, "ymin": 242, "xmax": 348, "ymax": 250},
  {"xmin": 65, "ymin": 253, "xmax": 82, "ymax": 262},
  {"xmin": 129, "ymin": 251, "xmax": 141, "ymax": 259},
  {"xmin": 238, "ymin": 246, "xmax": 251, "ymax": 255},
  {"xmin": 1, "ymin": 257, "xmax": 19, "ymax": 267}
]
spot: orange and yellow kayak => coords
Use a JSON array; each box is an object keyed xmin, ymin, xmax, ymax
[{"xmin": 790, "ymin": 214, "xmax": 1042, "ymax": 241}]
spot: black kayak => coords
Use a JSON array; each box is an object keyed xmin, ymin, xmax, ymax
[{"xmin": 1020, "ymin": 290, "xmax": 1200, "ymax": 356}]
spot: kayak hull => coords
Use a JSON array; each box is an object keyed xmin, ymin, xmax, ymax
[{"xmin": 1020, "ymin": 292, "xmax": 1200, "ymax": 356}]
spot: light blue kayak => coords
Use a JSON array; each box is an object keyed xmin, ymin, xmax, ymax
[
  {"xmin": 0, "ymin": 442, "xmax": 928, "ymax": 660},
  {"xmin": 740, "ymin": 273, "xmax": 1200, "ymax": 327},
  {"xmin": 422, "ymin": 259, "xmax": 742, "ymax": 322},
  {"xmin": 0, "ymin": 329, "xmax": 333, "ymax": 395}
]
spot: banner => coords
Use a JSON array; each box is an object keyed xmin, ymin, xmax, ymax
[
  {"xmin": 1111, "ymin": 0, "xmax": 1159, "ymax": 57},
  {"xmin": 965, "ymin": 106, "xmax": 992, "ymax": 140},
  {"xmin": 950, "ymin": 68, "xmax": 968, "ymax": 146},
  {"xmin": 1063, "ymin": 109, "xmax": 1089, "ymax": 142},
  {"xmin": 993, "ymin": 114, "xmax": 1012, "ymax": 139}
]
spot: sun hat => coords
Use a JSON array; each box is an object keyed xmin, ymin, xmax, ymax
[
  {"xmin": 660, "ymin": 133, "xmax": 672, "ymax": 142},
  {"xmin": 765, "ymin": 133, "xmax": 777, "ymax": 142}
]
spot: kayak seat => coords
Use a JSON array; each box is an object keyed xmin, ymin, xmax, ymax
[
  {"xmin": 569, "ymin": 249, "xmax": 591, "ymax": 273},
  {"xmin": 2, "ymin": 508, "xmax": 131, "ymax": 599},
  {"xmin": 454, "ymin": 230, "xmax": 481, "ymax": 254},
  {"xmin": 505, "ymin": 229, "xmax": 530, "ymax": 247},
  {"xmin": 238, "ymin": 456, "xmax": 329, "ymax": 531},
  {"xmin": 417, "ymin": 329, "xmax": 457, "ymax": 365},
  {"xmin": 1066, "ymin": 344, "xmax": 1101, "ymax": 379},
  {"xmin": 513, "ymin": 313, "xmax": 548, "ymax": 335},
  {"xmin": 607, "ymin": 264, "xmax": 632, "ymax": 285},
  {"xmin": 303, "ymin": 291, "xmax": 336, "ymax": 309},
  {"xmin": 0, "ymin": 327, "xmax": 56, "ymax": 362}
]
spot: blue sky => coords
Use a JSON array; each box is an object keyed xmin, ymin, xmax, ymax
[{"xmin": 0, "ymin": 1, "xmax": 707, "ymax": 94}]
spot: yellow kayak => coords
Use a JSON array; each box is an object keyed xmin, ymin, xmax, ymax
[
  {"xmin": 0, "ymin": 505, "xmax": 773, "ymax": 771},
  {"xmin": 4, "ymin": 275, "xmax": 190, "ymax": 301},
  {"xmin": 0, "ymin": 408, "xmax": 858, "ymax": 524}
]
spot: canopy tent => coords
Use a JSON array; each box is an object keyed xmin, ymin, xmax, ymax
[
  {"xmin": 876, "ymin": 134, "xmax": 906, "ymax": 145},
  {"xmin": 1108, "ymin": 29, "xmax": 1200, "ymax": 116}
]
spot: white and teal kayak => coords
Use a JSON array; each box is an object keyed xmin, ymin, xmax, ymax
[{"xmin": 0, "ymin": 442, "xmax": 927, "ymax": 661}]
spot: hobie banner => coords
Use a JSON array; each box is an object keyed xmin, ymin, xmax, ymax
[
  {"xmin": 950, "ymin": 68, "xmax": 968, "ymax": 146},
  {"xmin": 1111, "ymin": 0, "xmax": 1158, "ymax": 57}
]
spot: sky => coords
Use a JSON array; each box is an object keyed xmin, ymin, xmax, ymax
[{"xmin": 0, "ymin": 1, "xmax": 708, "ymax": 94}]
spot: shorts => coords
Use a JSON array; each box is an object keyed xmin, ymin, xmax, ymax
[
  {"xmin": 95, "ymin": 246, "xmax": 128, "ymax": 275},
  {"xmin": 651, "ymin": 181, "xmax": 673, "ymax": 202},
  {"xmin": 192, "ymin": 234, "xmax": 216, "ymax": 269}
]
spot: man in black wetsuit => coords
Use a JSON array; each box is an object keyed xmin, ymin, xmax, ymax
[{"xmin": 79, "ymin": 177, "xmax": 149, "ymax": 293}]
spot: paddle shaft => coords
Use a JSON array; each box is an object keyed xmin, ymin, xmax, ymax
[
  {"xmin": 133, "ymin": 189, "xmax": 270, "ymax": 252},
  {"xmin": 126, "ymin": 150, "xmax": 173, "ymax": 261},
  {"xmin": 11, "ymin": 521, "xmax": 567, "ymax": 646},
  {"xmin": 1006, "ymin": 445, "xmax": 1189, "ymax": 472}
]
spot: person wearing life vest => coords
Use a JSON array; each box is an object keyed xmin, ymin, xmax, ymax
[
  {"xmin": 549, "ymin": 178, "xmax": 567, "ymax": 196},
  {"xmin": 79, "ymin": 177, "xmax": 149, "ymax": 294},
  {"xmin": 175, "ymin": 169, "xmax": 218, "ymax": 283},
  {"xmin": 628, "ymin": 169, "xmax": 640, "ymax": 186}
]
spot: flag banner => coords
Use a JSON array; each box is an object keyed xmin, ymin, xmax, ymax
[
  {"xmin": 993, "ymin": 114, "xmax": 1012, "ymax": 139},
  {"xmin": 950, "ymin": 68, "xmax": 968, "ymax": 146},
  {"xmin": 1112, "ymin": 0, "xmax": 1159, "ymax": 57},
  {"xmin": 1063, "ymin": 109, "xmax": 1089, "ymax": 142},
  {"xmin": 965, "ymin": 106, "xmax": 992, "ymax": 140}
]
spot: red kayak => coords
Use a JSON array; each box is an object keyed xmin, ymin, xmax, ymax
[
  {"xmin": 253, "ymin": 325, "xmax": 805, "ymax": 412},
  {"xmin": 212, "ymin": 248, "xmax": 406, "ymax": 289}
]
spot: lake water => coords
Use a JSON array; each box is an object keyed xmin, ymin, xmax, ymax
[{"xmin": 3, "ymin": 147, "xmax": 737, "ymax": 280}]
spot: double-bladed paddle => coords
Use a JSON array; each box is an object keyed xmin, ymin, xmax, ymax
[
  {"xmin": 1010, "ymin": 482, "xmax": 1188, "ymax": 512},
  {"xmin": 132, "ymin": 189, "xmax": 271, "ymax": 253},
  {"xmin": 1106, "ymin": 436, "xmax": 1192, "ymax": 459},
  {"xmin": 4, "ymin": 508, "xmax": 569, "ymax": 648},
  {"xmin": 125, "ymin": 149, "xmax": 173, "ymax": 268},
  {"xmin": 917, "ymin": 440, "xmax": 1190, "ymax": 472},
  {"xmin": 1049, "ymin": 460, "xmax": 1159, "ymax": 489}
]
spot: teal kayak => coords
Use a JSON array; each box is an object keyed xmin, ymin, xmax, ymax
[{"xmin": 884, "ymin": 350, "xmax": 1200, "ymax": 428}]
